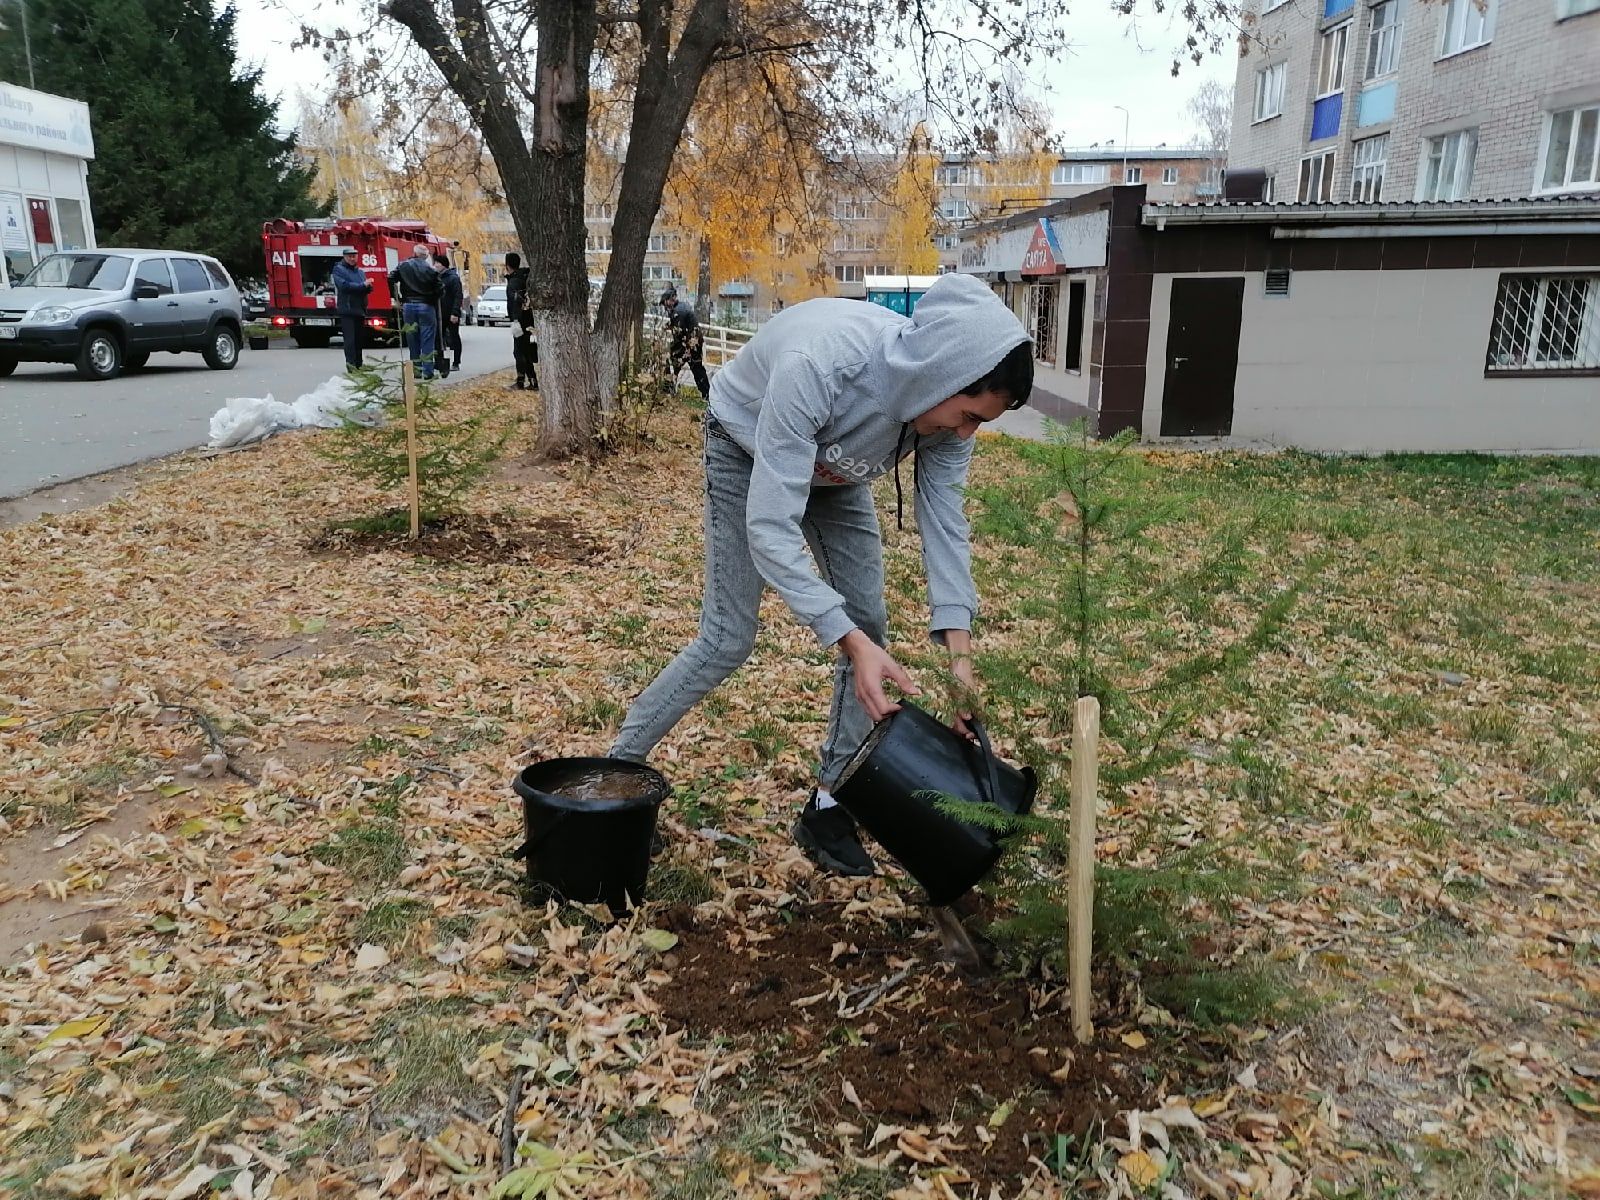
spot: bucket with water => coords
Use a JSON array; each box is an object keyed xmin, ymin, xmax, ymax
[
  {"xmin": 832, "ymin": 703, "xmax": 1036, "ymax": 906},
  {"xmin": 512, "ymin": 757, "xmax": 670, "ymax": 914}
]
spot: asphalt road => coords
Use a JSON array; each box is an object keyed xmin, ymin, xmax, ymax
[{"xmin": 0, "ymin": 325, "xmax": 519, "ymax": 499}]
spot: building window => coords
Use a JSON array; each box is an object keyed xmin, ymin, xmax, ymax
[
  {"xmin": 1263, "ymin": 173, "xmax": 1278, "ymax": 201},
  {"xmin": 934, "ymin": 233, "xmax": 960, "ymax": 250},
  {"xmin": 1051, "ymin": 163, "xmax": 1111, "ymax": 185},
  {"xmin": 1298, "ymin": 150, "xmax": 1337, "ymax": 201},
  {"xmin": 585, "ymin": 233, "xmax": 612, "ymax": 253},
  {"xmin": 1063, "ymin": 280, "xmax": 1086, "ymax": 372},
  {"xmin": 834, "ymin": 199, "xmax": 875, "ymax": 220},
  {"xmin": 647, "ymin": 233, "xmax": 673, "ymax": 253},
  {"xmin": 1366, "ymin": 0, "xmax": 1403, "ymax": 77},
  {"xmin": 1264, "ymin": 0, "xmax": 1290, "ymax": 11},
  {"xmin": 935, "ymin": 165, "xmax": 970, "ymax": 186},
  {"xmin": 1539, "ymin": 104, "xmax": 1600, "ymax": 192},
  {"xmin": 1199, "ymin": 166, "xmax": 1223, "ymax": 195},
  {"xmin": 642, "ymin": 265, "xmax": 678, "ymax": 282},
  {"xmin": 1317, "ymin": 23, "xmax": 1351, "ymax": 97},
  {"xmin": 1161, "ymin": 166, "xmax": 1179, "ymax": 185},
  {"xmin": 1351, "ymin": 134, "xmax": 1388, "ymax": 201},
  {"xmin": 585, "ymin": 202, "xmax": 613, "ymax": 221},
  {"xmin": 834, "ymin": 264, "xmax": 864, "ymax": 283},
  {"xmin": 938, "ymin": 199, "xmax": 973, "ymax": 222},
  {"xmin": 1254, "ymin": 63, "xmax": 1287, "ymax": 121},
  {"xmin": 1027, "ymin": 283, "xmax": 1058, "ymax": 366},
  {"xmin": 1557, "ymin": 0, "xmax": 1600, "ymax": 16},
  {"xmin": 1418, "ymin": 129, "xmax": 1477, "ymax": 200},
  {"xmin": 1124, "ymin": 166, "xmax": 1143, "ymax": 183},
  {"xmin": 1486, "ymin": 274, "xmax": 1599, "ymax": 372},
  {"xmin": 1440, "ymin": 0, "xmax": 1493, "ymax": 55}
]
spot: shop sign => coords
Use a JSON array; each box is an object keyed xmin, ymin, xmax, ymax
[
  {"xmin": 1021, "ymin": 218, "xmax": 1064, "ymax": 276},
  {"xmin": 0, "ymin": 81, "xmax": 95, "ymax": 159}
]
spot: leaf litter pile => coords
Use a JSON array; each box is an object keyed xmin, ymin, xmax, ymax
[{"xmin": 1, "ymin": 377, "xmax": 1597, "ymax": 1198}]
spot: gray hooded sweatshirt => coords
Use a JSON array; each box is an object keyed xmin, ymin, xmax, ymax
[{"xmin": 707, "ymin": 272, "xmax": 1030, "ymax": 648}]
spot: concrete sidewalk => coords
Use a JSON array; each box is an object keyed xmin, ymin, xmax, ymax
[{"xmin": 987, "ymin": 383, "xmax": 1093, "ymax": 441}]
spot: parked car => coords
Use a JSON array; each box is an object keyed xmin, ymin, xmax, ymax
[
  {"xmin": 0, "ymin": 249, "xmax": 244, "ymax": 381},
  {"xmin": 477, "ymin": 284, "xmax": 508, "ymax": 326},
  {"xmin": 242, "ymin": 285, "xmax": 269, "ymax": 321}
]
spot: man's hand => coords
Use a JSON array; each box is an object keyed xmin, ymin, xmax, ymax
[
  {"xmin": 943, "ymin": 630, "xmax": 979, "ymax": 739},
  {"xmin": 840, "ymin": 630, "xmax": 919, "ymax": 722}
]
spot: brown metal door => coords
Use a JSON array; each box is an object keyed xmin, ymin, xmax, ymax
[{"xmin": 1159, "ymin": 277, "xmax": 1244, "ymax": 437}]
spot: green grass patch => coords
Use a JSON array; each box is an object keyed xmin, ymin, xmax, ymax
[
  {"xmin": 351, "ymin": 898, "xmax": 432, "ymax": 947},
  {"xmin": 650, "ymin": 861, "xmax": 716, "ymax": 906},
  {"xmin": 311, "ymin": 817, "xmax": 408, "ymax": 887}
]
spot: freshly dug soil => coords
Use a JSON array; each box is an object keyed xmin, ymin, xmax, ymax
[
  {"xmin": 654, "ymin": 904, "xmax": 1159, "ymax": 1194},
  {"xmin": 309, "ymin": 513, "xmax": 602, "ymax": 565}
]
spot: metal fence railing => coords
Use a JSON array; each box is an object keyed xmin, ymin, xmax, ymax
[{"xmin": 642, "ymin": 311, "xmax": 754, "ymax": 368}]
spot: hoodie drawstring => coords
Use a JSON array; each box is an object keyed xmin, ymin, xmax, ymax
[{"xmin": 892, "ymin": 424, "xmax": 921, "ymax": 532}]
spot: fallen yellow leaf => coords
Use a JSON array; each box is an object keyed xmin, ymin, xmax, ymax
[
  {"xmin": 42, "ymin": 1015, "xmax": 111, "ymax": 1045},
  {"xmin": 1119, "ymin": 1150, "xmax": 1162, "ymax": 1189},
  {"xmin": 1121, "ymin": 1030, "xmax": 1149, "ymax": 1049}
]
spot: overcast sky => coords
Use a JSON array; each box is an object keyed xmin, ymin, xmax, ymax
[{"xmin": 232, "ymin": 0, "xmax": 1234, "ymax": 151}]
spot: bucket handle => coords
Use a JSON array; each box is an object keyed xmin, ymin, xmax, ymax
[
  {"xmin": 964, "ymin": 718, "xmax": 1005, "ymax": 813},
  {"xmin": 511, "ymin": 811, "xmax": 569, "ymax": 860}
]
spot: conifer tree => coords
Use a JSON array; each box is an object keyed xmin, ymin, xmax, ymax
[{"xmin": 0, "ymin": 0, "xmax": 326, "ymax": 278}]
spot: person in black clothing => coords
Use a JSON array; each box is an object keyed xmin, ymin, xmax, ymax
[
  {"xmin": 330, "ymin": 246, "xmax": 373, "ymax": 371},
  {"xmin": 661, "ymin": 288, "xmax": 710, "ymax": 400},
  {"xmin": 387, "ymin": 243, "xmax": 443, "ymax": 380},
  {"xmin": 503, "ymin": 251, "xmax": 538, "ymax": 391},
  {"xmin": 434, "ymin": 252, "xmax": 463, "ymax": 378}
]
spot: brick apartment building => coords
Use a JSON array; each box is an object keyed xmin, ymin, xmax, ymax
[{"xmin": 1229, "ymin": 0, "xmax": 1600, "ymax": 203}]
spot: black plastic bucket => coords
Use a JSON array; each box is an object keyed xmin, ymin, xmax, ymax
[
  {"xmin": 832, "ymin": 703, "xmax": 1036, "ymax": 906},
  {"xmin": 511, "ymin": 757, "xmax": 669, "ymax": 914}
]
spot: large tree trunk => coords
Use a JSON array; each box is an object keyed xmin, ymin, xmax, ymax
[{"xmin": 387, "ymin": 0, "xmax": 602, "ymax": 459}]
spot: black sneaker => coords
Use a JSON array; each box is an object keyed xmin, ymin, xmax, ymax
[{"xmin": 794, "ymin": 794, "xmax": 875, "ymax": 877}]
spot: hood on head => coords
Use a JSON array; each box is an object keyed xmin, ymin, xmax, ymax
[{"xmin": 876, "ymin": 273, "xmax": 1031, "ymax": 422}]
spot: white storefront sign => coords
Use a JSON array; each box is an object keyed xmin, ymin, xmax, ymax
[
  {"xmin": 960, "ymin": 209, "xmax": 1109, "ymax": 275},
  {"xmin": 0, "ymin": 81, "xmax": 96, "ymax": 160}
]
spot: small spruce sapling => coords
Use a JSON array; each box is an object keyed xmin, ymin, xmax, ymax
[
  {"xmin": 317, "ymin": 362, "xmax": 509, "ymax": 526},
  {"xmin": 937, "ymin": 421, "xmax": 1317, "ymax": 1025}
]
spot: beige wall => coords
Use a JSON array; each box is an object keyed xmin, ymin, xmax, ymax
[{"xmin": 1143, "ymin": 267, "xmax": 1600, "ymax": 452}]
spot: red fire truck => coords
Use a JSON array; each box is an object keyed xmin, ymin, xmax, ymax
[{"xmin": 261, "ymin": 217, "xmax": 454, "ymax": 348}]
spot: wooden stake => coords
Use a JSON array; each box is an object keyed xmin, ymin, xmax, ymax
[
  {"xmin": 1069, "ymin": 694, "xmax": 1100, "ymax": 1042},
  {"xmin": 401, "ymin": 360, "xmax": 420, "ymax": 540}
]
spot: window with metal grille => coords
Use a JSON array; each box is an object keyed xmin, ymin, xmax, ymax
[
  {"xmin": 1351, "ymin": 134, "xmax": 1388, "ymax": 201},
  {"xmin": 1366, "ymin": 0, "xmax": 1403, "ymax": 77},
  {"xmin": 1419, "ymin": 129, "xmax": 1478, "ymax": 200},
  {"xmin": 1027, "ymin": 283, "xmax": 1058, "ymax": 366},
  {"xmin": 1486, "ymin": 274, "xmax": 1600, "ymax": 373}
]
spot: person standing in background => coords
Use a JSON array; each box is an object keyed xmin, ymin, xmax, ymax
[
  {"xmin": 503, "ymin": 251, "xmax": 538, "ymax": 391},
  {"xmin": 434, "ymin": 252, "xmax": 463, "ymax": 379},
  {"xmin": 331, "ymin": 246, "xmax": 372, "ymax": 372},
  {"xmin": 661, "ymin": 288, "xmax": 710, "ymax": 400},
  {"xmin": 388, "ymin": 242, "xmax": 442, "ymax": 380}
]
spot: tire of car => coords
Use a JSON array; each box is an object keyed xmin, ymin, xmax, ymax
[
  {"xmin": 0, "ymin": 357, "xmax": 16, "ymax": 377},
  {"xmin": 125, "ymin": 351, "xmax": 150, "ymax": 370},
  {"xmin": 75, "ymin": 328, "xmax": 123, "ymax": 381},
  {"xmin": 204, "ymin": 325, "xmax": 241, "ymax": 371}
]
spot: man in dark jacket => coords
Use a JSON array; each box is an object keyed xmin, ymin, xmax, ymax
[
  {"xmin": 387, "ymin": 242, "xmax": 443, "ymax": 380},
  {"xmin": 434, "ymin": 253, "xmax": 463, "ymax": 378},
  {"xmin": 661, "ymin": 288, "xmax": 710, "ymax": 400},
  {"xmin": 504, "ymin": 251, "xmax": 538, "ymax": 391},
  {"xmin": 331, "ymin": 247, "xmax": 372, "ymax": 371}
]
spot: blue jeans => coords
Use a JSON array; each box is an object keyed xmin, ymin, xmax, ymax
[
  {"xmin": 402, "ymin": 302, "xmax": 438, "ymax": 379},
  {"xmin": 611, "ymin": 419, "xmax": 887, "ymax": 790}
]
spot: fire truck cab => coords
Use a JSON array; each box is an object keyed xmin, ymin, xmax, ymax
[{"xmin": 261, "ymin": 217, "xmax": 453, "ymax": 349}]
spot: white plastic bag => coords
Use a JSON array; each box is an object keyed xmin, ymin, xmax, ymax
[{"xmin": 207, "ymin": 394, "xmax": 296, "ymax": 448}]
